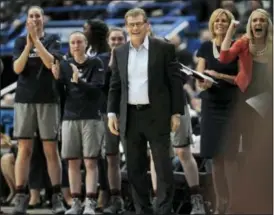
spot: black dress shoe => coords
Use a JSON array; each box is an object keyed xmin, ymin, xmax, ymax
[
  {"xmin": 136, "ymin": 208, "xmax": 154, "ymax": 214},
  {"xmin": 103, "ymin": 196, "xmax": 125, "ymax": 214},
  {"xmin": 28, "ymin": 201, "xmax": 42, "ymax": 209}
]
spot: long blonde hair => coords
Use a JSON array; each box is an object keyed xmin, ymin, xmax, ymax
[
  {"xmin": 246, "ymin": 9, "xmax": 273, "ymax": 56},
  {"xmin": 245, "ymin": 9, "xmax": 273, "ymax": 86}
]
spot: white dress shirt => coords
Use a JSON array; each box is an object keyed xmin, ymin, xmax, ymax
[
  {"xmin": 127, "ymin": 36, "xmax": 149, "ymax": 105},
  {"xmin": 108, "ymin": 36, "xmax": 150, "ymax": 118}
]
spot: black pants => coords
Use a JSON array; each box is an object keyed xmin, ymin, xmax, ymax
[
  {"xmin": 122, "ymin": 106, "xmax": 174, "ymax": 215},
  {"xmin": 97, "ymin": 155, "xmax": 109, "ymax": 191}
]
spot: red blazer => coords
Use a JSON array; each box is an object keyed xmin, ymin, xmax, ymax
[{"xmin": 219, "ymin": 36, "xmax": 252, "ymax": 92}]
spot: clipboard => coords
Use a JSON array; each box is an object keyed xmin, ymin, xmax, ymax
[{"xmin": 179, "ymin": 63, "xmax": 218, "ymax": 84}]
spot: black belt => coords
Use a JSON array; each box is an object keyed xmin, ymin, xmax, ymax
[{"xmin": 128, "ymin": 104, "xmax": 151, "ymax": 110}]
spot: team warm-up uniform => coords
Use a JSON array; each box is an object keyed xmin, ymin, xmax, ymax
[
  {"xmin": 58, "ymin": 56, "xmax": 105, "ymax": 159},
  {"xmin": 171, "ymin": 102, "xmax": 194, "ymax": 148},
  {"xmin": 13, "ymin": 33, "xmax": 61, "ymax": 141}
]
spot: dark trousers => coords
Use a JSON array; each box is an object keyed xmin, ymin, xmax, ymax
[
  {"xmin": 122, "ymin": 106, "xmax": 174, "ymax": 215},
  {"xmin": 97, "ymin": 155, "xmax": 109, "ymax": 191}
]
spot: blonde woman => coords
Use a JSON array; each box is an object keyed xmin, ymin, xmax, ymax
[
  {"xmin": 219, "ymin": 8, "xmax": 273, "ymax": 213},
  {"xmin": 196, "ymin": 9, "xmax": 241, "ymax": 214},
  {"xmin": 219, "ymin": 8, "xmax": 272, "ymax": 154}
]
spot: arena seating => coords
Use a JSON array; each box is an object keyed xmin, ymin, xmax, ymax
[{"xmin": 0, "ymin": 1, "xmax": 202, "ymax": 56}]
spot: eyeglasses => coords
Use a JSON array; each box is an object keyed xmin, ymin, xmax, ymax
[{"xmin": 127, "ymin": 22, "xmax": 146, "ymax": 28}]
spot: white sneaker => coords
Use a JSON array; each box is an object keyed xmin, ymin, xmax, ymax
[
  {"xmin": 83, "ymin": 198, "xmax": 96, "ymax": 215},
  {"xmin": 65, "ymin": 198, "xmax": 82, "ymax": 215}
]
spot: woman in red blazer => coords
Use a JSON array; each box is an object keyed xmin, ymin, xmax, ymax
[
  {"xmin": 219, "ymin": 8, "xmax": 272, "ymax": 148},
  {"xmin": 218, "ymin": 8, "xmax": 273, "ymax": 214},
  {"xmin": 219, "ymin": 9, "xmax": 272, "ymax": 92}
]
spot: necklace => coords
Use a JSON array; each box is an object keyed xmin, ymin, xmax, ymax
[{"xmin": 249, "ymin": 43, "xmax": 267, "ymax": 56}]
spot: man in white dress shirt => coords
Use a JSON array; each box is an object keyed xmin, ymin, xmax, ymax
[{"xmin": 107, "ymin": 8, "xmax": 185, "ymax": 215}]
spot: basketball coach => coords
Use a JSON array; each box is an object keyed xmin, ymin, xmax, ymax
[{"xmin": 107, "ymin": 8, "xmax": 185, "ymax": 215}]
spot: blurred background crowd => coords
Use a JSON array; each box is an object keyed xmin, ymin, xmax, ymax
[{"xmin": 0, "ymin": 0, "xmax": 273, "ymax": 214}]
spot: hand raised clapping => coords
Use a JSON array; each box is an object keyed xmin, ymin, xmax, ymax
[
  {"xmin": 51, "ymin": 59, "xmax": 60, "ymax": 80},
  {"xmin": 26, "ymin": 21, "xmax": 38, "ymax": 41},
  {"xmin": 26, "ymin": 34, "xmax": 33, "ymax": 49},
  {"xmin": 70, "ymin": 63, "xmax": 79, "ymax": 83}
]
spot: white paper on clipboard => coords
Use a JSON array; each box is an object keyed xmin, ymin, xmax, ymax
[
  {"xmin": 246, "ymin": 92, "xmax": 272, "ymax": 117},
  {"xmin": 179, "ymin": 63, "xmax": 218, "ymax": 84}
]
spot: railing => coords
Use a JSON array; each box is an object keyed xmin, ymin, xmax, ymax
[
  {"xmin": 0, "ymin": 0, "xmax": 196, "ymax": 56},
  {"xmin": 1, "ymin": 82, "xmax": 17, "ymax": 97},
  {"xmin": 42, "ymin": 1, "xmax": 190, "ymax": 15},
  {"xmin": 1, "ymin": 15, "xmax": 197, "ymax": 56},
  {"xmin": 0, "ymin": 1, "xmax": 191, "ymax": 41}
]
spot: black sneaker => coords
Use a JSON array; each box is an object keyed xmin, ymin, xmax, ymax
[
  {"xmin": 103, "ymin": 196, "xmax": 124, "ymax": 214},
  {"xmin": 190, "ymin": 194, "xmax": 205, "ymax": 214}
]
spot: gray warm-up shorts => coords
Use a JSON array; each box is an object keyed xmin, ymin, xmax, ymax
[
  {"xmin": 102, "ymin": 114, "xmax": 121, "ymax": 156},
  {"xmin": 61, "ymin": 120, "xmax": 104, "ymax": 159},
  {"xmin": 171, "ymin": 105, "xmax": 193, "ymax": 148},
  {"xmin": 13, "ymin": 103, "xmax": 59, "ymax": 141}
]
